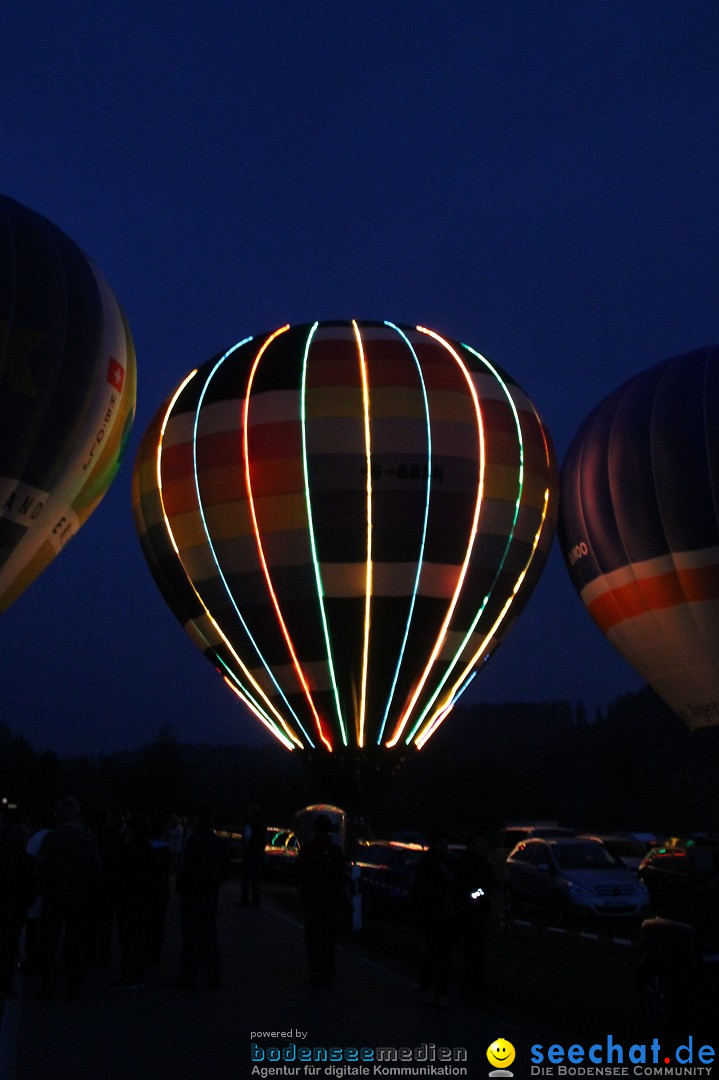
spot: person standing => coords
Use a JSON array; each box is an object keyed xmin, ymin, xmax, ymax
[
  {"xmin": 23, "ymin": 812, "xmax": 53, "ymax": 975},
  {"xmin": 453, "ymin": 832, "xmax": 497, "ymax": 1002},
  {"xmin": 35, "ymin": 797, "xmax": 101, "ymax": 998},
  {"xmin": 175, "ymin": 807, "xmax": 230, "ymax": 989},
  {"xmin": 167, "ymin": 815, "xmax": 184, "ymax": 875},
  {"xmin": 240, "ymin": 805, "xmax": 266, "ymax": 908},
  {"xmin": 296, "ymin": 814, "xmax": 348, "ymax": 987},
  {"xmin": 87, "ymin": 808, "xmax": 122, "ymax": 968},
  {"xmin": 114, "ymin": 815, "xmax": 154, "ymax": 990},
  {"xmin": 146, "ymin": 818, "xmax": 171, "ymax": 964},
  {"xmin": 0, "ymin": 813, "xmax": 33, "ymax": 998},
  {"xmin": 412, "ymin": 831, "xmax": 455, "ymax": 1007}
]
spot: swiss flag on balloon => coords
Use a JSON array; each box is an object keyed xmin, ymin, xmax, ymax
[{"xmin": 107, "ymin": 357, "xmax": 125, "ymax": 393}]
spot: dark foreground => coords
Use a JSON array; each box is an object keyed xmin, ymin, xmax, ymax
[{"xmin": 0, "ymin": 880, "xmax": 547, "ymax": 1080}]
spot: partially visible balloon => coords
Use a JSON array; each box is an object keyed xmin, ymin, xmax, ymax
[
  {"xmin": 0, "ymin": 195, "xmax": 137, "ymax": 611},
  {"xmin": 133, "ymin": 321, "xmax": 556, "ymax": 763},
  {"xmin": 559, "ymin": 345, "xmax": 719, "ymax": 733}
]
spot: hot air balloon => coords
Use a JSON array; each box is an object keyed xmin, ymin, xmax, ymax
[
  {"xmin": 559, "ymin": 345, "xmax": 719, "ymax": 734},
  {"xmin": 0, "ymin": 194, "xmax": 136, "ymax": 612},
  {"xmin": 133, "ymin": 321, "xmax": 557, "ymax": 784}
]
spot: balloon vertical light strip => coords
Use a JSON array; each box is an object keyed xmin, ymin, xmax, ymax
[
  {"xmin": 243, "ymin": 326, "xmax": 333, "ymax": 752},
  {"xmin": 155, "ymin": 370, "xmax": 297, "ymax": 751},
  {"xmin": 221, "ymin": 674, "xmax": 295, "ymax": 751},
  {"xmin": 376, "ymin": 321, "xmax": 433, "ymax": 746},
  {"xmin": 353, "ymin": 319, "xmax": 373, "ymax": 749},
  {"xmin": 193, "ymin": 341, "xmax": 314, "ymax": 749},
  {"xmin": 301, "ymin": 323, "xmax": 348, "ymax": 748},
  {"xmin": 156, "ymin": 369, "xmax": 199, "ymax": 558},
  {"xmin": 386, "ymin": 326, "xmax": 486, "ymax": 749},
  {"xmin": 401, "ymin": 343, "xmax": 526, "ymax": 747},
  {"xmin": 415, "ymin": 484, "xmax": 552, "ymax": 748},
  {"xmin": 134, "ymin": 318, "xmax": 558, "ymax": 765}
]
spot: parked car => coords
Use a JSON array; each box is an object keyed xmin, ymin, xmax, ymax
[
  {"xmin": 636, "ymin": 837, "xmax": 719, "ymax": 1027},
  {"xmin": 639, "ymin": 838, "xmax": 719, "ymax": 921},
  {"xmin": 215, "ymin": 828, "xmax": 245, "ymax": 872},
  {"xmin": 354, "ymin": 839, "xmax": 427, "ymax": 914},
  {"xmin": 489, "ymin": 822, "xmax": 577, "ymax": 878},
  {"xmin": 577, "ymin": 833, "xmax": 656, "ymax": 872},
  {"xmin": 215, "ymin": 824, "xmax": 300, "ymax": 878},
  {"xmin": 263, "ymin": 826, "xmax": 300, "ymax": 878},
  {"xmin": 505, "ymin": 837, "xmax": 650, "ymax": 924},
  {"xmin": 637, "ymin": 915, "xmax": 719, "ymax": 1028}
]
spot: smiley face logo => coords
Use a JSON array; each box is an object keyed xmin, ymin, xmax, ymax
[{"xmin": 487, "ymin": 1039, "xmax": 516, "ymax": 1072}]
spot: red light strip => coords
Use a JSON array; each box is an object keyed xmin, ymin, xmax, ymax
[{"xmin": 353, "ymin": 320, "xmax": 372, "ymax": 749}]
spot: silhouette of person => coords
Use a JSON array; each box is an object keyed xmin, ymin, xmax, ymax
[
  {"xmin": 23, "ymin": 811, "xmax": 53, "ymax": 975},
  {"xmin": 412, "ymin": 830, "xmax": 455, "ymax": 1007},
  {"xmin": 146, "ymin": 818, "xmax": 171, "ymax": 964},
  {"xmin": 35, "ymin": 797, "xmax": 101, "ymax": 998},
  {"xmin": 453, "ymin": 832, "xmax": 498, "ymax": 1002},
  {"xmin": 0, "ymin": 812, "xmax": 33, "ymax": 998},
  {"xmin": 296, "ymin": 813, "xmax": 348, "ymax": 986},
  {"xmin": 86, "ymin": 808, "xmax": 122, "ymax": 967},
  {"xmin": 167, "ymin": 815, "xmax": 184, "ymax": 875},
  {"xmin": 175, "ymin": 807, "xmax": 230, "ymax": 988},
  {"xmin": 114, "ymin": 814, "xmax": 155, "ymax": 989},
  {"xmin": 240, "ymin": 805, "xmax": 266, "ymax": 908}
]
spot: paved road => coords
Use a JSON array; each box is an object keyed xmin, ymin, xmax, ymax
[{"xmin": 1, "ymin": 881, "xmax": 547, "ymax": 1080}]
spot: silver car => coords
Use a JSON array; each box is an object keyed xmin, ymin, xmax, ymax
[{"xmin": 505, "ymin": 837, "xmax": 650, "ymax": 924}]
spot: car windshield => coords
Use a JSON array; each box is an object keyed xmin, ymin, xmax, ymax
[{"xmin": 553, "ymin": 842, "xmax": 619, "ymax": 870}]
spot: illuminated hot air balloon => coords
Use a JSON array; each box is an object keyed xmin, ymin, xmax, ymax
[
  {"xmin": 559, "ymin": 345, "xmax": 719, "ymax": 734},
  {"xmin": 133, "ymin": 321, "xmax": 556, "ymax": 776},
  {"xmin": 0, "ymin": 194, "xmax": 136, "ymax": 612}
]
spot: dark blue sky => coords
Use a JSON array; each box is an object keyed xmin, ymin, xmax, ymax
[{"xmin": 2, "ymin": 2, "xmax": 718, "ymax": 755}]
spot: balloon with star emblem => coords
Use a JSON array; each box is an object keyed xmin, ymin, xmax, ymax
[{"xmin": 0, "ymin": 194, "xmax": 136, "ymax": 612}]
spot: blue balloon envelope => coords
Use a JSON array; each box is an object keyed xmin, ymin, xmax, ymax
[{"xmin": 560, "ymin": 345, "xmax": 719, "ymax": 732}]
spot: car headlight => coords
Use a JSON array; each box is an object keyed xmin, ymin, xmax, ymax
[{"xmin": 566, "ymin": 882, "xmax": 589, "ymax": 897}]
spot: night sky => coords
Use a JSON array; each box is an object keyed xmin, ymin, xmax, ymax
[{"xmin": 2, "ymin": 2, "xmax": 718, "ymax": 756}]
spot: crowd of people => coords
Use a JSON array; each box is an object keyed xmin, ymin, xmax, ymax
[
  {"xmin": 0, "ymin": 799, "xmax": 231, "ymax": 1000},
  {"xmin": 1, "ymin": 799, "xmax": 497, "ymax": 1010}
]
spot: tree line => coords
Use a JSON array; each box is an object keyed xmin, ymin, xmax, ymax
[{"xmin": 1, "ymin": 689, "xmax": 717, "ymax": 838}]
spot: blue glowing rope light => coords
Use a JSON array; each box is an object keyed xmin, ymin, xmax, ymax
[
  {"xmin": 376, "ymin": 321, "xmax": 433, "ymax": 746},
  {"xmin": 404, "ymin": 343, "xmax": 525, "ymax": 747},
  {"xmin": 192, "ymin": 337, "xmax": 315, "ymax": 749},
  {"xmin": 300, "ymin": 322, "xmax": 348, "ymax": 748}
]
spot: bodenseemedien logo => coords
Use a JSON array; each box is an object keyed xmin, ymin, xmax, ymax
[{"xmin": 487, "ymin": 1038, "xmax": 515, "ymax": 1077}]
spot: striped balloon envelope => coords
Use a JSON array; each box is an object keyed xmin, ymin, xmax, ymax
[
  {"xmin": 0, "ymin": 195, "xmax": 137, "ymax": 612},
  {"xmin": 559, "ymin": 345, "xmax": 719, "ymax": 733},
  {"xmin": 133, "ymin": 321, "xmax": 557, "ymax": 765}
]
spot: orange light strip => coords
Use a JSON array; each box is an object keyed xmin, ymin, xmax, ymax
[
  {"xmin": 415, "ymin": 485, "xmax": 551, "ymax": 748},
  {"xmin": 386, "ymin": 327, "xmax": 485, "ymax": 748},
  {"xmin": 155, "ymin": 370, "xmax": 297, "ymax": 750},
  {"xmin": 243, "ymin": 326, "xmax": 333, "ymax": 752},
  {"xmin": 353, "ymin": 320, "xmax": 373, "ymax": 749}
]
